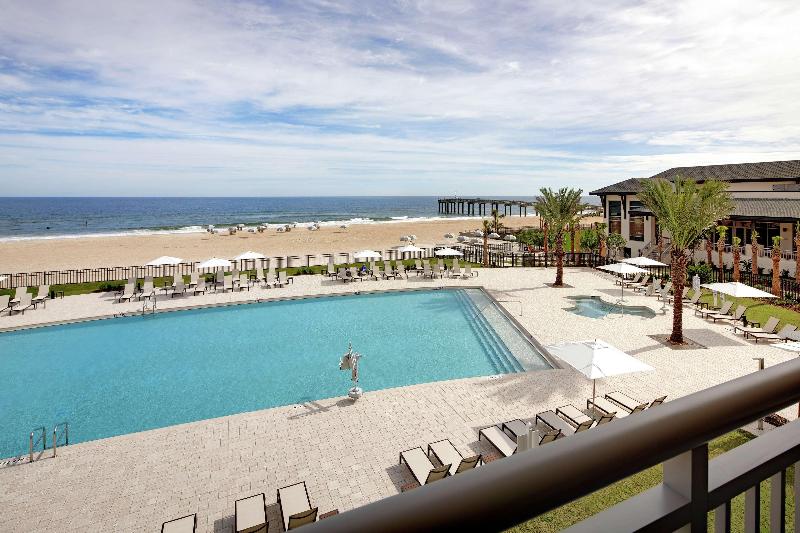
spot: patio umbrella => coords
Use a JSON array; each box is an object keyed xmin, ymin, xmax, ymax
[
  {"xmin": 598, "ymin": 263, "xmax": 649, "ymax": 301},
  {"xmin": 700, "ymin": 282, "xmax": 777, "ymax": 299},
  {"xmin": 435, "ymin": 247, "xmax": 463, "ymax": 257},
  {"xmin": 145, "ymin": 256, "xmax": 183, "ymax": 266},
  {"xmin": 197, "ymin": 257, "xmax": 232, "ymax": 270},
  {"xmin": 354, "ymin": 250, "xmax": 382, "ymax": 261},
  {"xmin": 545, "ymin": 339, "xmax": 654, "ymax": 413},
  {"xmin": 488, "ymin": 232, "xmax": 501, "ymax": 239},
  {"xmin": 234, "ymin": 251, "xmax": 266, "ymax": 261},
  {"xmin": 622, "ymin": 256, "xmax": 667, "ymax": 267}
]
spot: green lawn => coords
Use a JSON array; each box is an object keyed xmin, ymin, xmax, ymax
[
  {"xmin": 508, "ymin": 430, "xmax": 793, "ymax": 532},
  {"xmin": 696, "ymin": 292, "xmax": 800, "ymax": 331}
]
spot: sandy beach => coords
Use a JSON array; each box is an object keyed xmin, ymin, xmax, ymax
[{"xmin": 0, "ymin": 216, "xmax": 584, "ymax": 273}]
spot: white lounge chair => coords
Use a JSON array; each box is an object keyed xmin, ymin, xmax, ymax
[
  {"xmin": 734, "ymin": 316, "xmax": 780, "ymax": 339},
  {"xmin": 171, "ymin": 279, "xmax": 186, "ymax": 297},
  {"xmin": 697, "ymin": 300, "xmax": 732, "ymax": 319},
  {"xmin": 277, "ymin": 481, "xmax": 318, "ymax": 530},
  {"xmin": 9, "ymin": 286, "xmax": 27, "ymax": 306},
  {"xmin": 326, "ymin": 259, "xmax": 337, "ymax": 278},
  {"xmin": 234, "ymin": 493, "xmax": 267, "ymax": 533},
  {"xmin": 450, "ymin": 262, "xmax": 462, "ymax": 278},
  {"xmin": 237, "ymin": 274, "xmax": 250, "ymax": 291},
  {"xmin": 710, "ymin": 304, "xmax": 746, "ymax": 324},
  {"xmin": 751, "ymin": 323, "xmax": 797, "ymax": 343},
  {"xmin": 427, "ymin": 439, "xmax": 481, "ymax": 475},
  {"xmin": 399, "ymin": 447, "xmax": 450, "ymax": 488},
  {"xmin": 139, "ymin": 279, "xmax": 155, "ymax": 300},
  {"xmin": 161, "ymin": 513, "xmax": 196, "ymax": 533},
  {"xmin": 193, "ymin": 278, "xmax": 207, "ymax": 296},
  {"xmin": 462, "ymin": 263, "xmax": 476, "ymax": 278},
  {"xmin": 117, "ymin": 282, "xmax": 137, "ymax": 302},
  {"xmin": 32, "ymin": 285, "xmax": 49, "ymax": 308},
  {"xmin": 478, "ymin": 425, "xmax": 516, "ymax": 458},
  {"xmin": 188, "ymin": 271, "xmax": 199, "ymax": 287},
  {"xmin": 215, "ymin": 270, "xmax": 225, "ymax": 290},
  {"xmin": 275, "ymin": 270, "xmax": 292, "ymax": 287},
  {"xmin": 10, "ymin": 292, "xmax": 34, "ymax": 314},
  {"xmin": 396, "ymin": 262, "xmax": 407, "ymax": 279},
  {"xmin": 222, "ymin": 275, "xmax": 233, "ymax": 292},
  {"xmin": 0, "ymin": 294, "xmax": 11, "ymax": 315}
]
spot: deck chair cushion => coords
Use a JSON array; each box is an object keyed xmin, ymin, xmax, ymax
[
  {"xmin": 287, "ymin": 508, "xmax": 318, "ymax": 530},
  {"xmin": 278, "ymin": 482, "xmax": 313, "ymax": 531}
]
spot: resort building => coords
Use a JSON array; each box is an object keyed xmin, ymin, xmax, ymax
[{"xmin": 591, "ymin": 160, "xmax": 800, "ymax": 272}]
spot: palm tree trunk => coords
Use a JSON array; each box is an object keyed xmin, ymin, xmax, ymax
[
  {"xmin": 543, "ymin": 223, "xmax": 549, "ymax": 255},
  {"xmin": 555, "ymin": 234, "xmax": 564, "ymax": 286},
  {"xmin": 483, "ymin": 236, "xmax": 489, "ymax": 267},
  {"xmin": 670, "ymin": 250, "xmax": 687, "ymax": 344},
  {"xmin": 733, "ymin": 247, "xmax": 740, "ymax": 282},
  {"xmin": 717, "ymin": 240, "xmax": 725, "ymax": 282},
  {"xmin": 795, "ymin": 233, "xmax": 800, "ymax": 283},
  {"xmin": 772, "ymin": 248, "xmax": 781, "ymax": 296},
  {"xmin": 570, "ymin": 226, "xmax": 575, "ymax": 255},
  {"xmin": 706, "ymin": 239, "xmax": 713, "ymax": 266}
]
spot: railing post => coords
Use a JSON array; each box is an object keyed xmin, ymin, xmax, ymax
[
  {"xmin": 713, "ymin": 501, "xmax": 730, "ymax": 533},
  {"xmin": 769, "ymin": 470, "xmax": 785, "ymax": 532},
  {"xmin": 662, "ymin": 443, "xmax": 708, "ymax": 532},
  {"xmin": 744, "ymin": 484, "xmax": 760, "ymax": 533}
]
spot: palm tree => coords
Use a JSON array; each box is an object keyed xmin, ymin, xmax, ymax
[
  {"xmin": 794, "ymin": 222, "xmax": 800, "ymax": 283},
  {"xmin": 534, "ymin": 188, "xmax": 585, "ymax": 286},
  {"xmin": 751, "ymin": 229, "xmax": 760, "ymax": 283},
  {"xmin": 732, "ymin": 236, "xmax": 741, "ymax": 282},
  {"xmin": 596, "ymin": 222, "xmax": 608, "ymax": 258},
  {"xmin": 638, "ymin": 177, "xmax": 733, "ymax": 344},
  {"xmin": 716, "ymin": 225, "xmax": 727, "ymax": 281},
  {"xmin": 482, "ymin": 219, "xmax": 491, "ymax": 267},
  {"xmin": 772, "ymin": 236, "xmax": 782, "ymax": 296},
  {"xmin": 490, "ymin": 209, "xmax": 505, "ymax": 234}
]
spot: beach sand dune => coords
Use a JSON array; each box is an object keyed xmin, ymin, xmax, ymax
[{"xmin": 0, "ymin": 216, "xmax": 598, "ymax": 273}]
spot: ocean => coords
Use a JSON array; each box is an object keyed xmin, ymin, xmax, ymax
[{"xmin": 0, "ymin": 196, "xmax": 599, "ymax": 241}]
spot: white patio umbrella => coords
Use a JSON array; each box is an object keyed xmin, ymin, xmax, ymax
[
  {"xmin": 598, "ymin": 263, "xmax": 649, "ymax": 301},
  {"xmin": 700, "ymin": 281, "xmax": 777, "ymax": 299},
  {"xmin": 353, "ymin": 250, "xmax": 382, "ymax": 261},
  {"xmin": 435, "ymin": 247, "xmax": 463, "ymax": 257},
  {"xmin": 145, "ymin": 256, "xmax": 183, "ymax": 266},
  {"xmin": 197, "ymin": 257, "xmax": 232, "ymax": 270},
  {"xmin": 488, "ymin": 232, "xmax": 501, "ymax": 239},
  {"xmin": 396, "ymin": 244, "xmax": 424, "ymax": 253},
  {"xmin": 545, "ymin": 339, "xmax": 655, "ymax": 412},
  {"xmin": 234, "ymin": 251, "xmax": 266, "ymax": 261},
  {"xmin": 622, "ymin": 256, "xmax": 667, "ymax": 267}
]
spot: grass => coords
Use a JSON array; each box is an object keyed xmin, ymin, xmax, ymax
[
  {"xmin": 508, "ymin": 430, "xmax": 793, "ymax": 532},
  {"xmin": 696, "ymin": 292, "xmax": 800, "ymax": 331},
  {"xmin": 0, "ymin": 258, "xmax": 479, "ymax": 298}
]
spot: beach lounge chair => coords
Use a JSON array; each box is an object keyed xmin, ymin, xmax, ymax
[
  {"xmin": 117, "ymin": 282, "xmax": 137, "ymax": 302},
  {"xmin": 278, "ymin": 481, "xmax": 318, "ymax": 530},
  {"xmin": 649, "ymin": 395, "xmax": 667, "ymax": 407},
  {"xmin": 641, "ymin": 283, "xmax": 656, "ymax": 297},
  {"xmin": 422, "ymin": 263, "xmax": 434, "ymax": 279},
  {"xmin": 348, "ymin": 267, "xmax": 363, "ymax": 282},
  {"xmin": 222, "ymin": 275, "xmax": 234, "ymax": 293},
  {"xmin": 656, "ymin": 282, "xmax": 673, "ymax": 301},
  {"xmin": 31, "ymin": 285, "xmax": 49, "ymax": 308},
  {"xmin": 0, "ymin": 295, "xmax": 10, "ymax": 315},
  {"xmin": 616, "ymin": 273, "xmax": 640, "ymax": 286},
  {"xmin": 587, "ymin": 397, "xmax": 644, "ymax": 418},
  {"xmin": 463, "ymin": 263, "xmax": 477, "ymax": 277},
  {"xmin": 9, "ymin": 286, "xmax": 27, "ymax": 306},
  {"xmin": 188, "ymin": 271, "xmax": 199, "ymax": 287},
  {"xmin": 478, "ymin": 425, "xmax": 517, "ymax": 458},
  {"xmin": 235, "ymin": 493, "xmax": 267, "ymax": 533},
  {"xmin": 369, "ymin": 266, "xmax": 383, "ymax": 280},
  {"xmin": 710, "ymin": 304, "xmax": 746, "ymax": 324},
  {"xmin": 684, "ymin": 290, "xmax": 702, "ymax": 307},
  {"xmin": 556, "ymin": 404, "xmax": 595, "ymax": 428},
  {"xmin": 171, "ymin": 279, "xmax": 186, "ymax": 297},
  {"xmin": 326, "ymin": 258, "xmax": 337, "ymax": 278},
  {"xmin": 666, "ymin": 287, "xmax": 689, "ymax": 305},
  {"xmin": 500, "ymin": 419, "xmax": 562, "ymax": 444},
  {"xmin": 734, "ymin": 316, "xmax": 780, "ymax": 339},
  {"xmin": 162, "ymin": 513, "xmax": 196, "ymax": 533},
  {"xmin": 606, "ymin": 392, "xmax": 651, "ymax": 413},
  {"xmin": 337, "ymin": 267, "xmax": 350, "ymax": 283},
  {"xmin": 267, "ymin": 264, "xmax": 277, "ymax": 284},
  {"xmin": 696, "ymin": 300, "xmax": 732, "ymax": 319},
  {"xmin": 414, "ymin": 259, "xmax": 423, "ymax": 273},
  {"xmin": 215, "ymin": 270, "xmax": 225, "ymax": 290},
  {"xmin": 536, "ymin": 410, "xmax": 593, "ymax": 435},
  {"xmin": 10, "ymin": 292, "xmax": 34, "ymax": 314},
  {"xmin": 251, "ymin": 268, "xmax": 266, "ymax": 284},
  {"xmin": 275, "ymin": 270, "xmax": 292, "ymax": 287},
  {"xmin": 138, "ymin": 279, "xmax": 155, "ymax": 300},
  {"xmin": 622, "ymin": 274, "xmax": 644, "ymax": 288},
  {"xmin": 193, "ymin": 278, "xmax": 207, "ymax": 296},
  {"xmin": 631, "ymin": 275, "xmax": 651, "ymax": 290},
  {"xmin": 237, "ymin": 274, "xmax": 250, "ymax": 291},
  {"xmin": 399, "ymin": 447, "xmax": 450, "ymax": 488},
  {"xmin": 450, "ymin": 262, "xmax": 462, "ymax": 278},
  {"xmin": 396, "ymin": 262, "xmax": 407, "ymax": 279},
  {"xmin": 751, "ymin": 323, "xmax": 797, "ymax": 343},
  {"xmin": 427, "ymin": 439, "xmax": 481, "ymax": 475}
]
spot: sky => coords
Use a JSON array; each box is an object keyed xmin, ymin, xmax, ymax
[{"xmin": 2, "ymin": 0, "xmax": 800, "ymax": 196}]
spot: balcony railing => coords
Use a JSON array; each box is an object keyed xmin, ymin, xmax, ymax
[{"xmin": 305, "ymin": 358, "xmax": 800, "ymax": 532}]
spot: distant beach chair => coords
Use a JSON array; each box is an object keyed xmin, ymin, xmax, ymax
[
  {"xmin": 450, "ymin": 261, "xmax": 462, "ymax": 278},
  {"xmin": 9, "ymin": 286, "xmax": 27, "ymax": 306},
  {"xmin": 235, "ymin": 493, "xmax": 267, "ymax": 533},
  {"xmin": 622, "ymin": 274, "xmax": 644, "ymax": 287},
  {"xmin": 222, "ymin": 275, "xmax": 234, "ymax": 293},
  {"xmin": 188, "ymin": 271, "xmax": 199, "ymax": 288},
  {"xmin": 117, "ymin": 282, "xmax": 137, "ymax": 302},
  {"xmin": 267, "ymin": 264, "xmax": 277, "ymax": 284},
  {"xmin": 427, "ymin": 439, "xmax": 481, "ymax": 475},
  {"xmin": 337, "ymin": 267, "xmax": 349, "ymax": 283},
  {"xmin": 399, "ymin": 447, "xmax": 450, "ymax": 488},
  {"xmin": 277, "ymin": 481, "xmax": 318, "ymax": 530},
  {"xmin": 326, "ymin": 259, "xmax": 337, "ymax": 278},
  {"xmin": 666, "ymin": 287, "xmax": 689, "ymax": 305},
  {"xmin": 193, "ymin": 278, "xmax": 207, "ymax": 296},
  {"xmin": 139, "ymin": 279, "xmax": 155, "ymax": 300},
  {"xmin": 414, "ymin": 259, "xmax": 423, "ymax": 273},
  {"xmin": 0, "ymin": 295, "xmax": 11, "ymax": 315},
  {"xmin": 161, "ymin": 513, "xmax": 196, "ymax": 533},
  {"xmin": 462, "ymin": 264, "xmax": 477, "ymax": 278},
  {"xmin": 274, "ymin": 270, "xmax": 292, "ymax": 287},
  {"xmin": 215, "ymin": 270, "xmax": 225, "ymax": 290},
  {"xmin": 750, "ymin": 323, "xmax": 797, "ymax": 343},
  {"xmin": 631, "ymin": 275, "xmax": 651, "ymax": 291},
  {"xmin": 171, "ymin": 279, "xmax": 186, "ymax": 297},
  {"xmin": 10, "ymin": 292, "xmax": 34, "ymax": 314},
  {"xmin": 236, "ymin": 274, "xmax": 250, "ymax": 291},
  {"xmin": 656, "ymin": 281, "xmax": 673, "ymax": 301},
  {"xmin": 396, "ymin": 262, "xmax": 407, "ymax": 279},
  {"xmin": 422, "ymin": 263, "xmax": 434, "ymax": 279},
  {"xmin": 348, "ymin": 267, "xmax": 363, "ymax": 282},
  {"xmin": 30, "ymin": 285, "xmax": 49, "ymax": 308}
]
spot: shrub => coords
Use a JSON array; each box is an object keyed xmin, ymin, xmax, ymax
[
  {"xmin": 97, "ymin": 281, "xmax": 124, "ymax": 293},
  {"xmin": 687, "ymin": 262, "xmax": 714, "ymax": 283}
]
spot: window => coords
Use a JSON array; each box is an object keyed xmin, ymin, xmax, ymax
[
  {"xmin": 608, "ymin": 201, "xmax": 621, "ymax": 216},
  {"xmin": 630, "ymin": 216, "xmax": 645, "ymax": 241},
  {"xmin": 629, "ymin": 200, "xmax": 644, "ymax": 211},
  {"xmin": 608, "ymin": 201, "xmax": 622, "ymax": 235}
]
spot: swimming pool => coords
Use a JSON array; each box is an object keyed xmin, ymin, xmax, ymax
[
  {"xmin": 0, "ymin": 288, "xmax": 550, "ymax": 457},
  {"xmin": 566, "ymin": 295, "xmax": 657, "ymax": 319}
]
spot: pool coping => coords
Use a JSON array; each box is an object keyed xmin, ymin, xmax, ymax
[{"xmin": 0, "ymin": 285, "xmax": 559, "ymax": 368}]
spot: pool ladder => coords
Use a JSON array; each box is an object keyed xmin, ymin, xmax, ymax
[
  {"xmin": 142, "ymin": 293, "xmax": 157, "ymax": 315},
  {"xmin": 28, "ymin": 422, "xmax": 69, "ymax": 463}
]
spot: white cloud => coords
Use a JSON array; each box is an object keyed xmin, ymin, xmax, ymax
[{"xmin": 0, "ymin": 0, "xmax": 799, "ymax": 194}]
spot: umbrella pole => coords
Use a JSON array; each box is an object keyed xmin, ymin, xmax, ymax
[{"xmin": 592, "ymin": 379, "xmax": 597, "ymax": 418}]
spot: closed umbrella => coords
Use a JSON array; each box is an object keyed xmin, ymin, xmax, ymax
[
  {"xmin": 545, "ymin": 339, "xmax": 654, "ymax": 414},
  {"xmin": 598, "ymin": 263, "xmax": 648, "ymax": 301}
]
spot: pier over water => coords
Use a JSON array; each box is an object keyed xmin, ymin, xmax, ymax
[{"xmin": 437, "ymin": 197, "xmax": 535, "ymax": 216}]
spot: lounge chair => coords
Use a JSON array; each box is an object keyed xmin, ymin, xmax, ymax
[
  {"xmin": 696, "ymin": 300, "xmax": 732, "ymax": 319},
  {"xmin": 139, "ymin": 279, "xmax": 155, "ymax": 300},
  {"xmin": 734, "ymin": 316, "xmax": 780, "ymax": 339},
  {"xmin": 556, "ymin": 404, "xmax": 595, "ymax": 428},
  {"xmin": 275, "ymin": 270, "xmax": 292, "ymax": 287},
  {"xmin": 235, "ymin": 493, "xmax": 267, "ymax": 533},
  {"xmin": 422, "ymin": 263, "xmax": 435, "ymax": 279},
  {"xmin": 31, "ymin": 285, "xmax": 49, "ymax": 308},
  {"xmin": 117, "ymin": 282, "xmax": 137, "ymax": 302},
  {"xmin": 278, "ymin": 481, "xmax": 318, "ymax": 530},
  {"xmin": 215, "ymin": 270, "xmax": 225, "ymax": 290},
  {"xmin": 450, "ymin": 262, "xmax": 462, "ymax": 278},
  {"xmin": 414, "ymin": 259, "xmax": 423, "ymax": 273},
  {"xmin": 427, "ymin": 439, "xmax": 481, "ymax": 475},
  {"xmin": 193, "ymin": 278, "xmax": 207, "ymax": 296},
  {"xmin": 251, "ymin": 268, "xmax": 266, "ymax": 284},
  {"xmin": 188, "ymin": 271, "xmax": 199, "ymax": 287},
  {"xmin": 348, "ymin": 267, "xmax": 364, "ymax": 282},
  {"xmin": 536, "ymin": 410, "xmax": 593, "ymax": 435},
  {"xmin": 621, "ymin": 274, "xmax": 644, "ymax": 288},
  {"xmin": 399, "ymin": 447, "xmax": 450, "ymax": 488},
  {"xmin": 500, "ymin": 419, "xmax": 562, "ymax": 445},
  {"xmin": 10, "ymin": 292, "xmax": 34, "ymax": 314},
  {"xmin": 326, "ymin": 258, "xmax": 337, "ymax": 278},
  {"xmin": 369, "ymin": 266, "xmax": 383, "ymax": 280},
  {"xmin": 337, "ymin": 267, "xmax": 350, "ymax": 283},
  {"xmin": 478, "ymin": 425, "xmax": 517, "ymax": 458},
  {"xmin": 751, "ymin": 323, "xmax": 797, "ymax": 343},
  {"xmin": 642, "ymin": 283, "xmax": 656, "ymax": 297},
  {"xmin": 587, "ymin": 397, "xmax": 645, "ymax": 418},
  {"xmin": 171, "ymin": 279, "xmax": 187, "ymax": 297},
  {"xmin": 684, "ymin": 290, "xmax": 702, "ymax": 307},
  {"xmin": 710, "ymin": 304, "xmax": 746, "ymax": 324},
  {"xmin": 462, "ymin": 263, "xmax": 477, "ymax": 278},
  {"xmin": 666, "ymin": 287, "xmax": 689, "ymax": 305},
  {"xmin": 161, "ymin": 513, "xmax": 196, "ymax": 533},
  {"xmin": 631, "ymin": 275, "xmax": 651, "ymax": 290},
  {"xmin": 0, "ymin": 294, "xmax": 10, "ymax": 315},
  {"xmin": 616, "ymin": 273, "xmax": 640, "ymax": 286},
  {"xmin": 396, "ymin": 262, "xmax": 407, "ymax": 279},
  {"xmin": 9, "ymin": 286, "xmax": 27, "ymax": 306},
  {"xmin": 605, "ymin": 391, "xmax": 650, "ymax": 413},
  {"xmin": 656, "ymin": 282, "xmax": 673, "ymax": 301},
  {"xmin": 222, "ymin": 275, "xmax": 234, "ymax": 293},
  {"xmin": 237, "ymin": 274, "xmax": 251, "ymax": 291},
  {"xmin": 649, "ymin": 395, "xmax": 667, "ymax": 407},
  {"xmin": 267, "ymin": 264, "xmax": 277, "ymax": 285}
]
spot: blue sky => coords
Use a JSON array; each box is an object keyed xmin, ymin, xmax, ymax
[{"xmin": 2, "ymin": 0, "xmax": 800, "ymax": 196}]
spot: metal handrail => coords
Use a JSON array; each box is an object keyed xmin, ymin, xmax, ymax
[
  {"xmin": 52, "ymin": 422, "xmax": 69, "ymax": 458},
  {"xmin": 303, "ymin": 358, "xmax": 800, "ymax": 533},
  {"xmin": 29, "ymin": 426, "xmax": 46, "ymax": 463}
]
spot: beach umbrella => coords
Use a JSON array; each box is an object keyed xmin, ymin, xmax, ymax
[
  {"xmin": 234, "ymin": 251, "xmax": 266, "ymax": 260},
  {"xmin": 700, "ymin": 281, "xmax": 777, "ymax": 299},
  {"xmin": 545, "ymin": 339, "xmax": 654, "ymax": 413},
  {"xmin": 197, "ymin": 257, "xmax": 232, "ymax": 270},
  {"xmin": 504, "ymin": 234, "xmax": 517, "ymax": 241},
  {"xmin": 146, "ymin": 256, "xmax": 183, "ymax": 266},
  {"xmin": 354, "ymin": 250, "xmax": 382, "ymax": 261},
  {"xmin": 456, "ymin": 235, "xmax": 467, "ymax": 242},
  {"xmin": 598, "ymin": 263, "xmax": 648, "ymax": 301},
  {"xmin": 397, "ymin": 244, "xmax": 424, "ymax": 253},
  {"xmin": 435, "ymin": 247, "xmax": 463, "ymax": 257},
  {"xmin": 622, "ymin": 256, "xmax": 667, "ymax": 267},
  {"xmin": 488, "ymin": 232, "xmax": 501, "ymax": 239}
]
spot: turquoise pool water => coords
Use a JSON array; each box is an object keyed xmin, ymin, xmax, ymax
[
  {"xmin": 566, "ymin": 295, "xmax": 657, "ymax": 319},
  {"xmin": 0, "ymin": 288, "xmax": 549, "ymax": 457}
]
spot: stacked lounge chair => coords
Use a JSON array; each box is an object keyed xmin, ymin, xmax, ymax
[
  {"xmin": 278, "ymin": 481, "xmax": 318, "ymax": 530},
  {"xmin": 399, "ymin": 447, "xmax": 450, "ymax": 489}
]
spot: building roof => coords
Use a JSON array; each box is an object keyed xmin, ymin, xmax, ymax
[
  {"xmin": 590, "ymin": 159, "xmax": 800, "ymax": 195},
  {"xmin": 730, "ymin": 198, "xmax": 800, "ymax": 220}
]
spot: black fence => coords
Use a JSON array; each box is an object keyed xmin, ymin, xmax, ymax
[{"xmin": 460, "ymin": 245, "xmax": 611, "ymax": 269}]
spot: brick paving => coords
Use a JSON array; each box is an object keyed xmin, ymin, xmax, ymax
[{"xmin": 0, "ymin": 267, "xmax": 794, "ymax": 532}]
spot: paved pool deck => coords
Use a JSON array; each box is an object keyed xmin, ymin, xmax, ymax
[{"xmin": 0, "ymin": 267, "xmax": 794, "ymax": 532}]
